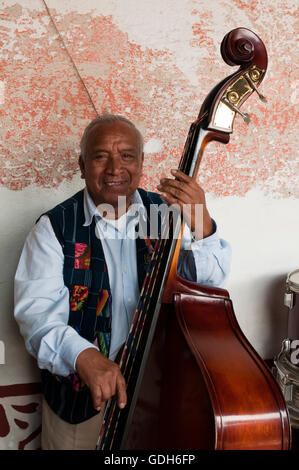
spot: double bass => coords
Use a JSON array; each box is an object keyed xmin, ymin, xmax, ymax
[{"xmin": 98, "ymin": 28, "xmax": 291, "ymax": 450}]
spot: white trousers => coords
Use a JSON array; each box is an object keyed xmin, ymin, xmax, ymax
[{"xmin": 41, "ymin": 397, "xmax": 105, "ymax": 450}]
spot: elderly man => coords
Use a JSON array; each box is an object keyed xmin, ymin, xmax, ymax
[{"xmin": 14, "ymin": 114, "xmax": 231, "ymax": 450}]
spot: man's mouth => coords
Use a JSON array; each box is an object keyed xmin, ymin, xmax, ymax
[{"xmin": 104, "ymin": 180, "xmax": 127, "ymax": 187}]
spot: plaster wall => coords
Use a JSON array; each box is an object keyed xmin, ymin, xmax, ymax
[{"xmin": 0, "ymin": 0, "xmax": 298, "ymax": 449}]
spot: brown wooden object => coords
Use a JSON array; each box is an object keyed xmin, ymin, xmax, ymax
[{"xmin": 99, "ymin": 28, "xmax": 291, "ymax": 451}]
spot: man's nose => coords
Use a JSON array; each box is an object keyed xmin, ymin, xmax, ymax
[{"xmin": 106, "ymin": 155, "xmax": 122, "ymax": 173}]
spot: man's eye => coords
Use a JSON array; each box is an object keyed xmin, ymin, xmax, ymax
[{"xmin": 123, "ymin": 153, "xmax": 134, "ymax": 159}]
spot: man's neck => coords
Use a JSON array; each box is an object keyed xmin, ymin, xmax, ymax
[{"xmin": 96, "ymin": 196, "xmax": 133, "ymax": 220}]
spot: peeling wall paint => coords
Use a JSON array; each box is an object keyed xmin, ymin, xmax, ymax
[
  {"xmin": 0, "ymin": 0, "xmax": 298, "ymax": 450},
  {"xmin": 0, "ymin": 1, "xmax": 298, "ymax": 196}
]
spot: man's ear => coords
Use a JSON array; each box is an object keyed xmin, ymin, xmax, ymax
[
  {"xmin": 140, "ymin": 152, "xmax": 144, "ymax": 176},
  {"xmin": 78, "ymin": 154, "xmax": 85, "ymax": 179}
]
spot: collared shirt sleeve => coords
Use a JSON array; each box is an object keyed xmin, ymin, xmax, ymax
[
  {"xmin": 14, "ymin": 215, "xmax": 98, "ymax": 377},
  {"xmin": 178, "ymin": 220, "xmax": 232, "ymax": 287}
]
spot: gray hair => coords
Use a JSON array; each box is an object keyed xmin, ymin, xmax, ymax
[{"xmin": 80, "ymin": 113, "xmax": 144, "ymax": 161}]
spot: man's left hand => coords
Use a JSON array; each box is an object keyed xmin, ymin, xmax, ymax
[{"xmin": 157, "ymin": 169, "xmax": 213, "ymax": 239}]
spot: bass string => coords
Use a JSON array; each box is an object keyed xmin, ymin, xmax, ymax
[
  {"xmin": 99, "ymin": 238, "xmax": 171, "ymax": 448},
  {"xmin": 119, "ymin": 265, "xmax": 158, "ymax": 371},
  {"xmin": 98, "ymin": 267, "xmax": 160, "ymax": 446},
  {"xmin": 100, "ymin": 239, "xmax": 171, "ymax": 449},
  {"xmin": 119, "ymin": 236, "xmax": 170, "ymax": 375},
  {"xmin": 106, "ymin": 218, "xmax": 190, "ymax": 447},
  {"xmin": 118, "ymin": 237, "xmax": 165, "ymax": 368},
  {"xmin": 103, "ymin": 237, "xmax": 176, "ymax": 447},
  {"xmin": 115, "ymin": 214, "xmax": 176, "ymax": 389},
  {"xmin": 100, "ymin": 211, "xmax": 189, "ymax": 448},
  {"xmin": 100, "ymin": 201, "xmax": 183, "ymax": 447},
  {"xmin": 100, "ymin": 214, "xmax": 186, "ymax": 448},
  {"xmin": 100, "ymin": 172, "xmax": 183, "ymax": 447}
]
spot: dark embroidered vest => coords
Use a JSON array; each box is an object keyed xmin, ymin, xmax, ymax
[{"xmin": 40, "ymin": 188, "xmax": 163, "ymax": 424}]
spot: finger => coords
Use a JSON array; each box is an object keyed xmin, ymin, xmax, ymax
[
  {"xmin": 99, "ymin": 380, "xmax": 114, "ymax": 403},
  {"xmin": 170, "ymin": 170, "xmax": 205, "ymax": 196},
  {"xmin": 160, "ymin": 192, "xmax": 184, "ymax": 212},
  {"xmin": 159, "ymin": 173, "xmax": 198, "ymax": 199},
  {"xmin": 158, "ymin": 182, "xmax": 190, "ymax": 204},
  {"xmin": 170, "ymin": 169, "xmax": 194, "ymax": 183},
  {"xmin": 159, "ymin": 177, "xmax": 191, "ymax": 193},
  {"xmin": 116, "ymin": 375, "xmax": 127, "ymax": 409},
  {"xmin": 90, "ymin": 384, "xmax": 103, "ymax": 411}
]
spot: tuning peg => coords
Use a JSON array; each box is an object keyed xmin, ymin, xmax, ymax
[
  {"xmin": 223, "ymin": 98, "xmax": 251, "ymax": 124},
  {"xmin": 245, "ymin": 72, "xmax": 267, "ymax": 102}
]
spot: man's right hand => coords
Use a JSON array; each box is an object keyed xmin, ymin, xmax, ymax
[{"xmin": 75, "ymin": 347, "xmax": 127, "ymax": 411}]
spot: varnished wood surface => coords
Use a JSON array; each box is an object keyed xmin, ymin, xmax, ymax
[{"xmin": 125, "ymin": 277, "xmax": 290, "ymax": 449}]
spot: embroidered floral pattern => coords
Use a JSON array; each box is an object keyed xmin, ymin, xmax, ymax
[
  {"xmin": 94, "ymin": 331, "xmax": 110, "ymax": 358},
  {"xmin": 96, "ymin": 290, "xmax": 110, "ymax": 317},
  {"xmin": 74, "ymin": 243, "xmax": 91, "ymax": 269},
  {"xmin": 94, "ymin": 290, "xmax": 112, "ymax": 357},
  {"xmin": 70, "ymin": 285, "xmax": 88, "ymax": 311}
]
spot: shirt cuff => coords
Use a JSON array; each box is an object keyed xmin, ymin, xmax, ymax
[
  {"xmin": 190, "ymin": 219, "xmax": 218, "ymax": 246},
  {"xmin": 60, "ymin": 333, "xmax": 99, "ymax": 374},
  {"xmin": 37, "ymin": 328, "xmax": 99, "ymax": 376}
]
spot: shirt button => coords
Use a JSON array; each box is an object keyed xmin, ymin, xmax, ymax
[{"xmin": 127, "ymin": 298, "xmax": 131, "ymax": 302}]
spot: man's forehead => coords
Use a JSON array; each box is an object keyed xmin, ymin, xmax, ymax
[{"xmin": 86, "ymin": 121, "xmax": 140, "ymax": 145}]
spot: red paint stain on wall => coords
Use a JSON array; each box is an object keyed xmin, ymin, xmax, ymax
[{"xmin": 0, "ymin": 4, "xmax": 297, "ymax": 197}]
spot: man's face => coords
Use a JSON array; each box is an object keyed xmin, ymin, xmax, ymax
[{"xmin": 79, "ymin": 121, "xmax": 144, "ymax": 215}]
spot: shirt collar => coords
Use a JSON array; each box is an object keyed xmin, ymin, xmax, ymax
[{"xmin": 83, "ymin": 187, "xmax": 146, "ymax": 227}]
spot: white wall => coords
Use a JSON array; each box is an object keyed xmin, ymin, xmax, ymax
[{"xmin": 0, "ymin": 0, "xmax": 298, "ymax": 449}]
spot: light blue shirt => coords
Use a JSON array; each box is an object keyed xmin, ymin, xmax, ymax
[{"xmin": 14, "ymin": 188, "xmax": 231, "ymax": 377}]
